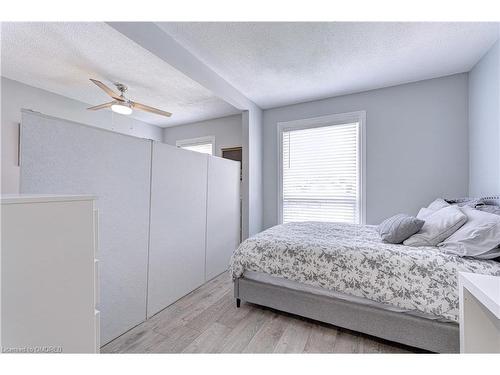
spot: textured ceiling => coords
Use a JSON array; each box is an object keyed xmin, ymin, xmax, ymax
[
  {"xmin": 1, "ymin": 22, "xmax": 240, "ymax": 127},
  {"xmin": 157, "ymin": 22, "xmax": 499, "ymax": 109}
]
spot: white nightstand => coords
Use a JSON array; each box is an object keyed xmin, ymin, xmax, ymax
[{"xmin": 458, "ymin": 272, "xmax": 500, "ymax": 353}]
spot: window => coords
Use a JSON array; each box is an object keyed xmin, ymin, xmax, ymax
[
  {"xmin": 176, "ymin": 136, "xmax": 215, "ymax": 155},
  {"xmin": 278, "ymin": 112, "xmax": 365, "ymax": 224}
]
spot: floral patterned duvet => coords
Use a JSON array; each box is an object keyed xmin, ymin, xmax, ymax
[{"xmin": 230, "ymin": 222, "xmax": 500, "ymax": 322}]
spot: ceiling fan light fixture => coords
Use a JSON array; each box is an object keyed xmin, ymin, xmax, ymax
[
  {"xmin": 111, "ymin": 102, "xmax": 133, "ymax": 115},
  {"xmin": 89, "ymin": 79, "xmax": 171, "ymax": 117}
]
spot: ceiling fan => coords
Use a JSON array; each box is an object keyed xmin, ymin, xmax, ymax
[{"xmin": 87, "ymin": 79, "xmax": 172, "ymax": 118}]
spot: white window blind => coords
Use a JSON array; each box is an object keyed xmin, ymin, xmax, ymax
[
  {"xmin": 179, "ymin": 142, "xmax": 213, "ymax": 155},
  {"xmin": 281, "ymin": 121, "xmax": 361, "ymax": 224}
]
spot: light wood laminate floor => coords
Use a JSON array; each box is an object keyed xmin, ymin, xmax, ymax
[{"xmin": 101, "ymin": 272, "xmax": 421, "ymax": 353}]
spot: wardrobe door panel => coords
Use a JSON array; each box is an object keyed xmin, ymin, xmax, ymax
[
  {"xmin": 20, "ymin": 111, "xmax": 151, "ymax": 344},
  {"xmin": 205, "ymin": 157, "xmax": 241, "ymax": 281},
  {"xmin": 147, "ymin": 142, "xmax": 208, "ymax": 317}
]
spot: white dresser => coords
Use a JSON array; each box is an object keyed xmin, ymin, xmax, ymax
[
  {"xmin": 459, "ymin": 272, "xmax": 500, "ymax": 353},
  {"xmin": 1, "ymin": 195, "xmax": 100, "ymax": 353}
]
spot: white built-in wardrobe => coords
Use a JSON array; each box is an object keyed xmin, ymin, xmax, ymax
[{"xmin": 19, "ymin": 110, "xmax": 240, "ymax": 344}]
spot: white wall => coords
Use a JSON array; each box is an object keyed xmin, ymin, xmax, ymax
[
  {"xmin": 162, "ymin": 114, "xmax": 242, "ymax": 157},
  {"xmin": 242, "ymin": 107, "xmax": 264, "ymax": 238},
  {"xmin": 1, "ymin": 77, "xmax": 162, "ymax": 194},
  {"xmin": 468, "ymin": 38, "xmax": 500, "ymax": 197},
  {"xmin": 262, "ymin": 74, "xmax": 469, "ymax": 229}
]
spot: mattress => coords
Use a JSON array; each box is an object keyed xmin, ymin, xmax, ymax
[{"xmin": 230, "ymin": 222, "xmax": 500, "ymax": 322}]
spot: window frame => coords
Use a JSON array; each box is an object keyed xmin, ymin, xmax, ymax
[
  {"xmin": 176, "ymin": 136, "xmax": 215, "ymax": 155},
  {"xmin": 277, "ymin": 111, "xmax": 366, "ymax": 225}
]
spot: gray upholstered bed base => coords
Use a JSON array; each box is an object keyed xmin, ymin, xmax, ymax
[{"xmin": 234, "ymin": 277, "xmax": 459, "ymax": 353}]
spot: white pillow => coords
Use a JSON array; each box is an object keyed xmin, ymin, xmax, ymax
[
  {"xmin": 416, "ymin": 198, "xmax": 450, "ymax": 220},
  {"xmin": 415, "ymin": 198, "xmax": 450, "ymax": 220},
  {"xmin": 403, "ymin": 205, "xmax": 467, "ymax": 247},
  {"xmin": 438, "ymin": 206, "xmax": 500, "ymax": 259},
  {"xmin": 416, "ymin": 207, "xmax": 434, "ymax": 220},
  {"xmin": 427, "ymin": 198, "xmax": 450, "ymax": 212}
]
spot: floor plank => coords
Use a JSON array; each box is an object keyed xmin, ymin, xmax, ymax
[
  {"xmin": 182, "ymin": 322, "xmax": 232, "ymax": 353},
  {"xmin": 219, "ymin": 308, "xmax": 271, "ymax": 353},
  {"xmin": 303, "ymin": 323, "xmax": 338, "ymax": 353},
  {"xmin": 332, "ymin": 330, "xmax": 362, "ymax": 353},
  {"xmin": 216, "ymin": 298, "xmax": 252, "ymax": 330},
  {"xmin": 243, "ymin": 313, "xmax": 291, "ymax": 353},
  {"xmin": 146, "ymin": 325, "xmax": 202, "ymax": 353},
  {"xmin": 274, "ymin": 319, "xmax": 313, "ymax": 353},
  {"xmin": 101, "ymin": 272, "xmax": 420, "ymax": 354},
  {"xmin": 184, "ymin": 291, "xmax": 234, "ymax": 332}
]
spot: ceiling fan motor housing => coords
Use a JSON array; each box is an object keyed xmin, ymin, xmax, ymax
[{"xmin": 114, "ymin": 82, "xmax": 128, "ymax": 94}]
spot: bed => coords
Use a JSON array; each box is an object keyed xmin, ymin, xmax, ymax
[{"xmin": 230, "ymin": 219, "xmax": 500, "ymax": 353}]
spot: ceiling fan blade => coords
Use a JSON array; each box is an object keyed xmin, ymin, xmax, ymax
[
  {"xmin": 87, "ymin": 102, "xmax": 114, "ymax": 110},
  {"xmin": 131, "ymin": 102, "xmax": 172, "ymax": 117},
  {"xmin": 89, "ymin": 79, "xmax": 123, "ymax": 101}
]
